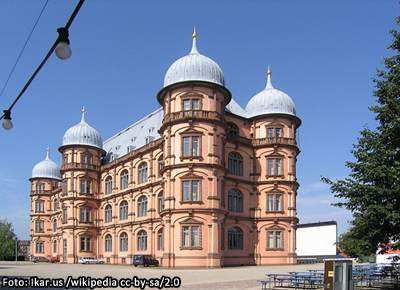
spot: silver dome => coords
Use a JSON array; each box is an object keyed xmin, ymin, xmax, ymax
[
  {"xmin": 62, "ymin": 109, "xmax": 103, "ymax": 150},
  {"xmin": 31, "ymin": 148, "xmax": 61, "ymax": 180},
  {"xmin": 164, "ymin": 29, "xmax": 225, "ymax": 87},
  {"xmin": 245, "ymin": 70, "xmax": 296, "ymax": 118}
]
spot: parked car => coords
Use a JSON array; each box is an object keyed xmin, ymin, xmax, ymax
[
  {"xmin": 78, "ymin": 256, "xmax": 104, "ymax": 264},
  {"xmin": 31, "ymin": 256, "xmax": 49, "ymax": 263},
  {"xmin": 133, "ymin": 255, "xmax": 159, "ymax": 267},
  {"xmin": 49, "ymin": 257, "xmax": 60, "ymax": 263}
]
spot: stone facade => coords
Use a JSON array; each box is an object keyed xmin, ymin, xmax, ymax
[{"xmin": 30, "ymin": 33, "xmax": 301, "ymax": 267}]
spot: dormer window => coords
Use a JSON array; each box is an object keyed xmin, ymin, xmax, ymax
[
  {"xmin": 36, "ymin": 184, "xmax": 44, "ymax": 193},
  {"xmin": 183, "ymin": 99, "xmax": 200, "ymax": 111},
  {"xmin": 81, "ymin": 155, "xmax": 92, "ymax": 164}
]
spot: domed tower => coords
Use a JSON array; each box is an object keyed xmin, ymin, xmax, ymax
[
  {"xmin": 30, "ymin": 148, "xmax": 62, "ymax": 259},
  {"xmin": 245, "ymin": 68, "xmax": 301, "ymax": 265},
  {"xmin": 58, "ymin": 108, "xmax": 105, "ymax": 263},
  {"xmin": 157, "ymin": 29, "xmax": 231, "ymax": 267}
]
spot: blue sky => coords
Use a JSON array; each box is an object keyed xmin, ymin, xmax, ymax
[{"xmin": 0, "ymin": 0, "xmax": 398, "ymax": 240}]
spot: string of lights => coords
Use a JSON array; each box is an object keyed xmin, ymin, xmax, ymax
[{"xmin": 1, "ymin": 0, "xmax": 85, "ymax": 130}]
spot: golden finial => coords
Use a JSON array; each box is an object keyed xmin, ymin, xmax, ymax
[
  {"xmin": 192, "ymin": 27, "xmax": 198, "ymax": 38},
  {"xmin": 267, "ymin": 65, "xmax": 271, "ymax": 75},
  {"xmin": 82, "ymin": 106, "xmax": 86, "ymax": 115}
]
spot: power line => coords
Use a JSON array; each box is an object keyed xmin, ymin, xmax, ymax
[{"xmin": 0, "ymin": 0, "xmax": 50, "ymax": 99}]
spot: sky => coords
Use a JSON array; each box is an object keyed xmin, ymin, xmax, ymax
[{"xmin": 0, "ymin": 0, "xmax": 398, "ymax": 241}]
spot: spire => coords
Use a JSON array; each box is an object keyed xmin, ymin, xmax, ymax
[
  {"xmin": 80, "ymin": 106, "xmax": 87, "ymax": 123},
  {"xmin": 265, "ymin": 65, "xmax": 274, "ymax": 89},
  {"xmin": 46, "ymin": 147, "xmax": 50, "ymax": 160},
  {"xmin": 190, "ymin": 27, "xmax": 199, "ymax": 54}
]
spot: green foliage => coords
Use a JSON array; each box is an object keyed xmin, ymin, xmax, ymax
[
  {"xmin": 322, "ymin": 16, "xmax": 400, "ymax": 257},
  {"xmin": 0, "ymin": 219, "xmax": 17, "ymax": 260}
]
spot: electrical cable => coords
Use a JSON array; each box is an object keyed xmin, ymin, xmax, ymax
[{"xmin": 0, "ymin": 0, "xmax": 50, "ymax": 99}]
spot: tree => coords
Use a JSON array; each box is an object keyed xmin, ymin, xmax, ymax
[
  {"xmin": 0, "ymin": 219, "xmax": 17, "ymax": 260},
  {"xmin": 322, "ymin": 16, "xmax": 400, "ymax": 257}
]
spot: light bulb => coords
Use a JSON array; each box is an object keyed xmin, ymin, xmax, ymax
[
  {"xmin": 55, "ymin": 41, "xmax": 72, "ymax": 60},
  {"xmin": 2, "ymin": 119, "xmax": 13, "ymax": 130}
]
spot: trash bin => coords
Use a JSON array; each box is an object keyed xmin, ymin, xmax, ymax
[{"xmin": 324, "ymin": 259, "xmax": 353, "ymax": 290}]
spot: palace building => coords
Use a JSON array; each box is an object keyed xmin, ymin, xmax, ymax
[{"xmin": 29, "ymin": 30, "xmax": 301, "ymax": 267}]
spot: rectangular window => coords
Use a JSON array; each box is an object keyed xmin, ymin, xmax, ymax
[
  {"xmin": 36, "ymin": 242, "xmax": 44, "ymax": 253},
  {"xmin": 81, "ymin": 155, "xmax": 92, "ymax": 164},
  {"xmin": 275, "ymin": 128, "xmax": 282, "ymax": 138},
  {"xmin": 120, "ymin": 236, "xmax": 128, "ymax": 252},
  {"xmin": 183, "ymin": 136, "xmax": 200, "ymax": 157},
  {"xmin": 182, "ymin": 225, "xmax": 200, "ymax": 248},
  {"xmin": 62, "ymin": 207, "xmax": 68, "ymax": 224},
  {"xmin": 267, "ymin": 231, "xmax": 283, "ymax": 249},
  {"xmin": 182, "ymin": 180, "xmax": 200, "ymax": 202},
  {"xmin": 182, "ymin": 226, "xmax": 190, "ymax": 247},
  {"xmin": 53, "ymin": 241, "xmax": 57, "ymax": 253},
  {"xmin": 80, "ymin": 179, "xmax": 92, "ymax": 194},
  {"xmin": 267, "ymin": 128, "xmax": 274, "ymax": 138},
  {"xmin": 158, "ymin": 231, "xmax": 163, "ymax": 251},
  {"xmin": 79, "ymin": 208, "xmax": 91, "ymax": 222},
  {"xmin": 267, "ymin": 231, "xmax": 274, "ymax": 248},
  {"xmin": 35, "ymin": 221, "xmax": 44, "ymax": 233},
  {"xmin": 35, "ymin": 200, "xmax": 44, "ymax": 213},
  {"xmin": 267, "ymin": 158, "xmax": 282, "ymax": 176},
  {"xmin": 267, "ymin": 194, "xmax": 282, "ymax": 212},
  {"xmin": 36, "ymin": 184, "xmax": 44, "ymax": 193}
]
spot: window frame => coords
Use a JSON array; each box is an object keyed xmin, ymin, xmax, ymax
[
  {"xmin": 105, "ymin": 234, "xmax": 112, "ymax": 252},
  {"xmin": 35, "ymin": 200, "xmax": 44, "ymax": 213},
  {"xmin": 138, "ymin": 196, "xmax": 148, "ymax": 217},
  {"xmin": 80, "ymin": 236, "xmax": 92, "ymax": 252},
  {"xmin": 120, "ymin": 232, "xmax": 128, "ymax": 252},
  {"xmin": 182, "ymin": 180, "xmax": 201, "ymax": 203},
  {"xmin": 80, "ymin": 179, "xmax": 92, "ymax": 194},
  {"xmin": 228, "ymin": 189, "xmax": 243, "ymax": 212},
  {"xmin": 228, "ymin": 152, "xmax": 243, "ymax": 176},
  {"xmin": 36, "ymin": 241, "xmax": 44, "ymax": 253},
  {"xmin": 105, "ymin": 205, "xmax": 112, "ymax": 223},
  {"xmin": 267, "ymin": 157, "xmax": 283, "ymax": 176},
  {"xmin": 120, "ymin": 170, "xmax": 129, "ymax": 190},
  {"xmin": 119, "ymin": 201, "xmax": 129, "ymax": 220},
  {"xmin": 105, "ymin": 176, "xmax": 113, "ymax": 195},
  {"xmin": 181, "ymin": 225, "xmax": 201, "ymax": 249},
  {"xmin": 79, "ymin": 207, "xmax": 92, "ymax": 223},
  {"xmin": 266, "ymin": 229, "xmax": 284, "ymax": 250},
  {"xmin": 267, "ymin": 193, "xmax": 283, "ymax": 213},
  {"xmin": 137, "ymin": 230, "xmax": 147, "ymax": 251},
  {"xmin": 35, "ymin": 220, "xmax": 44, "ymax": 233},
  {"xmin": 138, "ymin": 162, "xmax": 148, "ymax": 184},
  {"xmin": 157, "ymin": 229, "xmax": 164, "ymax": 251},
  {"xmin": 228, "ymin": 227, "xmax": 243, "ymax": 250}
]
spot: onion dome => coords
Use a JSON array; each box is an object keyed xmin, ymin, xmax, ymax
[
  {"xmin": 163, "ymin": 28, "xmax": 225, "ymax": 87},
  {"xmin": 31, "ymin": 148, "xmax": 61, "ymax": 180},
  {"xmin": 245, "ymin": 67, "xmax": 296, "ymax": 118},
  {"xmin": 61, "ymin": 107, "xmax": 103, "ymax": 150}
]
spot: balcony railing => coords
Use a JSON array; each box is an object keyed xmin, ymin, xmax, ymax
[
  {"xmin": 252, "ymin": 137, "xmax": 297, "ymax": 147},
  {"xmin": 62, "ymin": 163, "xmax": 100, "ymax": 171},
  {"xmin": 163, "ymin": 110, "xmax": 222, "ymax": 124}
]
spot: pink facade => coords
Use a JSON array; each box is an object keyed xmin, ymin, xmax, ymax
[{"xmin": 30, "ymin": 33, "xmax": 301, "ymax": 267}]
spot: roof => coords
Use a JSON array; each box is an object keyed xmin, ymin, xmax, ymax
[
  {"xmin": 61, "ymin": 109, "xmax": 103, "ymax": 151},
  {"xmin": 31, "ymin": 148, "xmax": 61, "ymax": 181},
  {"xmin": 296, "ymin": 221, "xmax": 338, "ymax": 229},
  {"xmin": 163, "ymin": 29, "xmax": 225, "ymax": 88},
  {"xmin": 102, "ymin": 99, "xmax": 247, "ymax": 164}
]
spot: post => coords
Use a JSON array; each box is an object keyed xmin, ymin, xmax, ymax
[{"xmin": 15, "ymin": 236, "xmax": 18, "ymax": 265}]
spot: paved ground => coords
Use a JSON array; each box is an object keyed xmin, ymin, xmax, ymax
[
  {"xmin": 0, "ymin": 261, "xmax": 397, "ymax": 290},
  {"xmin": 0, "ymin": 261, "xmax": 322, "ymax": 290}
]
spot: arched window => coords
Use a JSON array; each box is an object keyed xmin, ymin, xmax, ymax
[
  {"xmin": 105, "ymin": 234, "xmax": 112, "ymax": 252},
  {"xmin": 105, "ymin": 205, "xmax": 112, "ymax": 223},
  {"xmin": 120, "ymin": 201, "xmax": 129, "ymax": 220},
  {"xmin": 137, "ymin": 230, "xmax": 147, "ymax": 251},
  {"xmin": 228, "ymin": 189, "xmax": 243, "ymax": 212},
  {"xmin": 228, "ymin": 152, "xmax": 243, "ymax": 176},
  {"xmin": 228, "ymin": 123, "xmax": 239, "ymax": 135},
  {"xmin": 53, "ymin": 199, "xmax": 58, "ymax": 211},
  {"xmin": 105, "ymin": 176, "xmax": 113, "ymax": 195},
  {"xmin": 138, "ymin": 162, "xmax": 148, "ymax": 184},
  {"xmin": 53, "ymin": 219, "xmax": 57, "ymax": 232},
  {"xmin": 157, "ymin": 229, "xmax": 164, "ymax": 251},
  {"xmin": 138, "ymin": 196, "xmax": 148, "ymax": 217},
  {"xmin": 228, "ymin": 227, "xmax": 243, "ymax": 250},
  {"xmin": 53, "ymin": 240, "xmax": 57, "ymax": 253},
  {"xmin": 158, "ymin": 192, "xmax": 164, "ymax": 214},
  {"xmin": 120, "ymin": 232, "xmax": 128, "ymax": 252},
  {"xmin": 120, "ymin": 170, "xmax": 129, "ymax": 190},
  {"xmin": 158, "ymin": 155, "xmax": 164, "ymax": 177}
]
